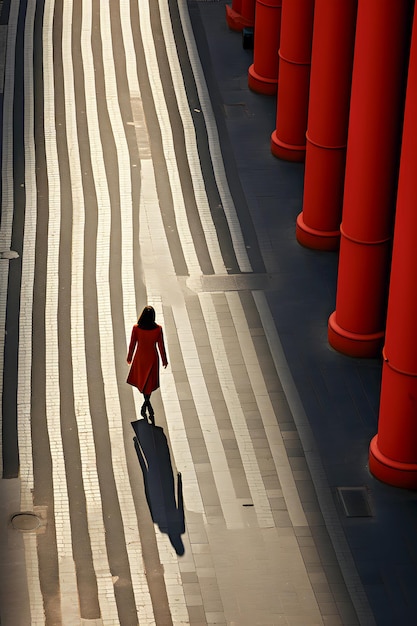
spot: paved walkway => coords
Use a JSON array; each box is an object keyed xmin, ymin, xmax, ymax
[
  {"xmin": 191, "ymin": 3, "xmax": 417, "ymax": 626},
  {"xmin": 0, "ymin": 1, "xmax": 416, "ymax": 625}
]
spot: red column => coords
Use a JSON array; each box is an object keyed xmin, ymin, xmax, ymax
[
  {"xmin": 270, "ymin": 0, "xmax": 315, "ymax": 162},
  {"xmin": 248, "ymin": 0, "xmax": 282, "ymax": 96},
  {"xmin": 296, "ymin": 0, "xmax": 357, "ymax": 250},
  {"xmin": 328, "ymin": 0, "xmax": 413, "ymax": 358},
  {"xmin": 226, "ymin": 0, "xmax": 256, "ymax": 31},
  {"xmin": 369, "ymin": 7, "xmax": 417, "ymax": 490}
]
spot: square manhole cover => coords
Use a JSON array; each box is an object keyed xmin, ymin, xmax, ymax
[
  {"xmin": 223, "ymin": 103, "xmax": 250, "ymax": 119},
  {"xmin": 337, "ymin": 486, "xmax": 372, "ymax": 517}
]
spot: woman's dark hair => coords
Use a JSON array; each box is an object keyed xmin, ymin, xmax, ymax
[{"xmin": 137, "ymin": 306, "xmax": 157, "ymax": 330}]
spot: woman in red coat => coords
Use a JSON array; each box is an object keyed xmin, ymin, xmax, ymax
[{"xmin": 127, "ymin": 306, "xmax": 168, "ymax": 423}]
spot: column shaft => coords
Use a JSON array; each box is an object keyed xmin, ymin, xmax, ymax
[
  {"xmin": 270, "ymin": 0, "xmax": 315, "ymax": 162},
  {"xmin": 369, "ymin": 5, "xmax": 417, "ymax": 489},
  {"xmin": 226, "ymin": 0, "xmax": 256, "ymax": 31},
  {"xmin": 328, "ymin": 0, "xmax": 413, "ymax": 357},
  {"xmin": 248, "ymin": 0, "xmax": 282, "ymax": 95},
  {"xmin": 296, "ymin": 0, "xmax": 357, "ymax": 250}
]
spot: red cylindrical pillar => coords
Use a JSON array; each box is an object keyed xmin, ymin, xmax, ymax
[
  {"xmin": 248, "ymin": 0, "xmax": 282, "ymax": 96},
  {"xmin": 226, "ymin": 0, "xmax": 256, "ymax": 31},
  {"xmin": 296, "ymin": 0, "xmax": 357, "ymax": 250},
  {"xmin": 328, "ymin": 0, "xmax": 413, "ymax": 358},
  {"xmin": 369, "ymin": 6, "xmax": 417, "ymax": 490},
  {"xmin": 270, "ymin": 0, "xmax": 315, "ymax": 162}
]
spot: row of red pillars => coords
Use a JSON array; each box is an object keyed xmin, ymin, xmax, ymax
[{"xmin": 226, "ymin": 0, "xmax": 417, "ymax": 489}]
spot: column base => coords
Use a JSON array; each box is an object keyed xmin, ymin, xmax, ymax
[
  {"xmin": 270, "ymin": 130, "xmax": 306, "ymax": 162},
  {"xmin": 226, "ymin": 5, "xmax": 254, "ymax": 31},
  {"xmin": 296, "ymin": 212, "xmax": 340, "ymax": 251},
  {"xmin": 369, "ymin": 435, "xmax": 417, "ymax": 489},
  {"xmin": 248, "ymin": 64, "xmax": 278, "ymax": 95},
  {"xmin": 328, "ymin": 312, "xmax": 384, "ymax": 358}
]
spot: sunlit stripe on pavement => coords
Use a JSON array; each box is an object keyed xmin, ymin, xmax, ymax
[
  {"xmin": 171, "ymin": 299, "xmax": 245, "ymax": 529},
  {"xmin": 177, "ymin": 0, "xmax": 252, "ymax": 273},
  {"xmin": 137, "ymin": 285, "xmax": 192, "ymax": 623},
  {"xmin": 155, "ymin": 530, "xmax": 189, "ymax": 626},
  {"xmin": 91, "ymin": 0, "xmax": 155, "ymax": 620},
  {"xmin": 120, "ymin": 0, "xmax": 205, "ymax": 528},
  {"xmin": 44, "ymin": 0, "xmax": 80, "ymax": 621},
  {"xmin": 19, "ymin": 0, "xmax": 36, "ymax": 512},
  {"xmin": 114, "ymin": 0, "xmax": 145, "ymax": 339},
  {"xmin": 62, "ymin": 1, "xmax": 118, "ymax": 620},
  {"xmin": 199, "ymin": 292, "xmax": 275, "ymax": 528},
  {"xmin": 19, "ymin": 0, "xmax": 43, "ymax": 621},
  {"xmin": 113, "ymin": 4, "xmax": 209, "ymax": 618},
  {"xmin": 139, "ymin": 158, "xmax": 205, "ymax": 521},
  {"xmin": 158, "ymin": 0, "xmax": 225, "ymax": 276},
  {"xmin": 137, "ymin": 0, "xmax": 201, "ymax": 278}
]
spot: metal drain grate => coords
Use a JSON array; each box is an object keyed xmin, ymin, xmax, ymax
[{"xmin": 337, "ymin": 486, "xmax": 372, "ymax": 517}]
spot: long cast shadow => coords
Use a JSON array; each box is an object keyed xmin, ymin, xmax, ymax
[{"xmin": 131, "ymin": 419, "xmax": 185, "ymax": 555}]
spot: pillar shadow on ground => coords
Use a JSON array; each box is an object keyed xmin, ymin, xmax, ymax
[{"xmin": 131, "ymin": 419, "xmax": 185, "ymax": 555}]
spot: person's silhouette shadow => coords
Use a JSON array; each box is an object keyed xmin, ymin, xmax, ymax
[{"xmin": 131, "ymin": 419, "xmax": 185, "ymax": 555}]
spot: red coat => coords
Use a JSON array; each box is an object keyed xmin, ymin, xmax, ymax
[{"xmin": 127, "ymin": 324, "xmax": 168, "ymax": 394}]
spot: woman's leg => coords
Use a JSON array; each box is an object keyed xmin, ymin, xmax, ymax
[
  {"xmin": 145, "ymin": 393, "xmax": 155, "ymax": 424},
  {"xmin": 141, "ymin": 393, "xmax": 150, "ymax": 419},
  {"xmin": 141, "ymin": 393, "xmax": 155, "ymax": 424}
]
